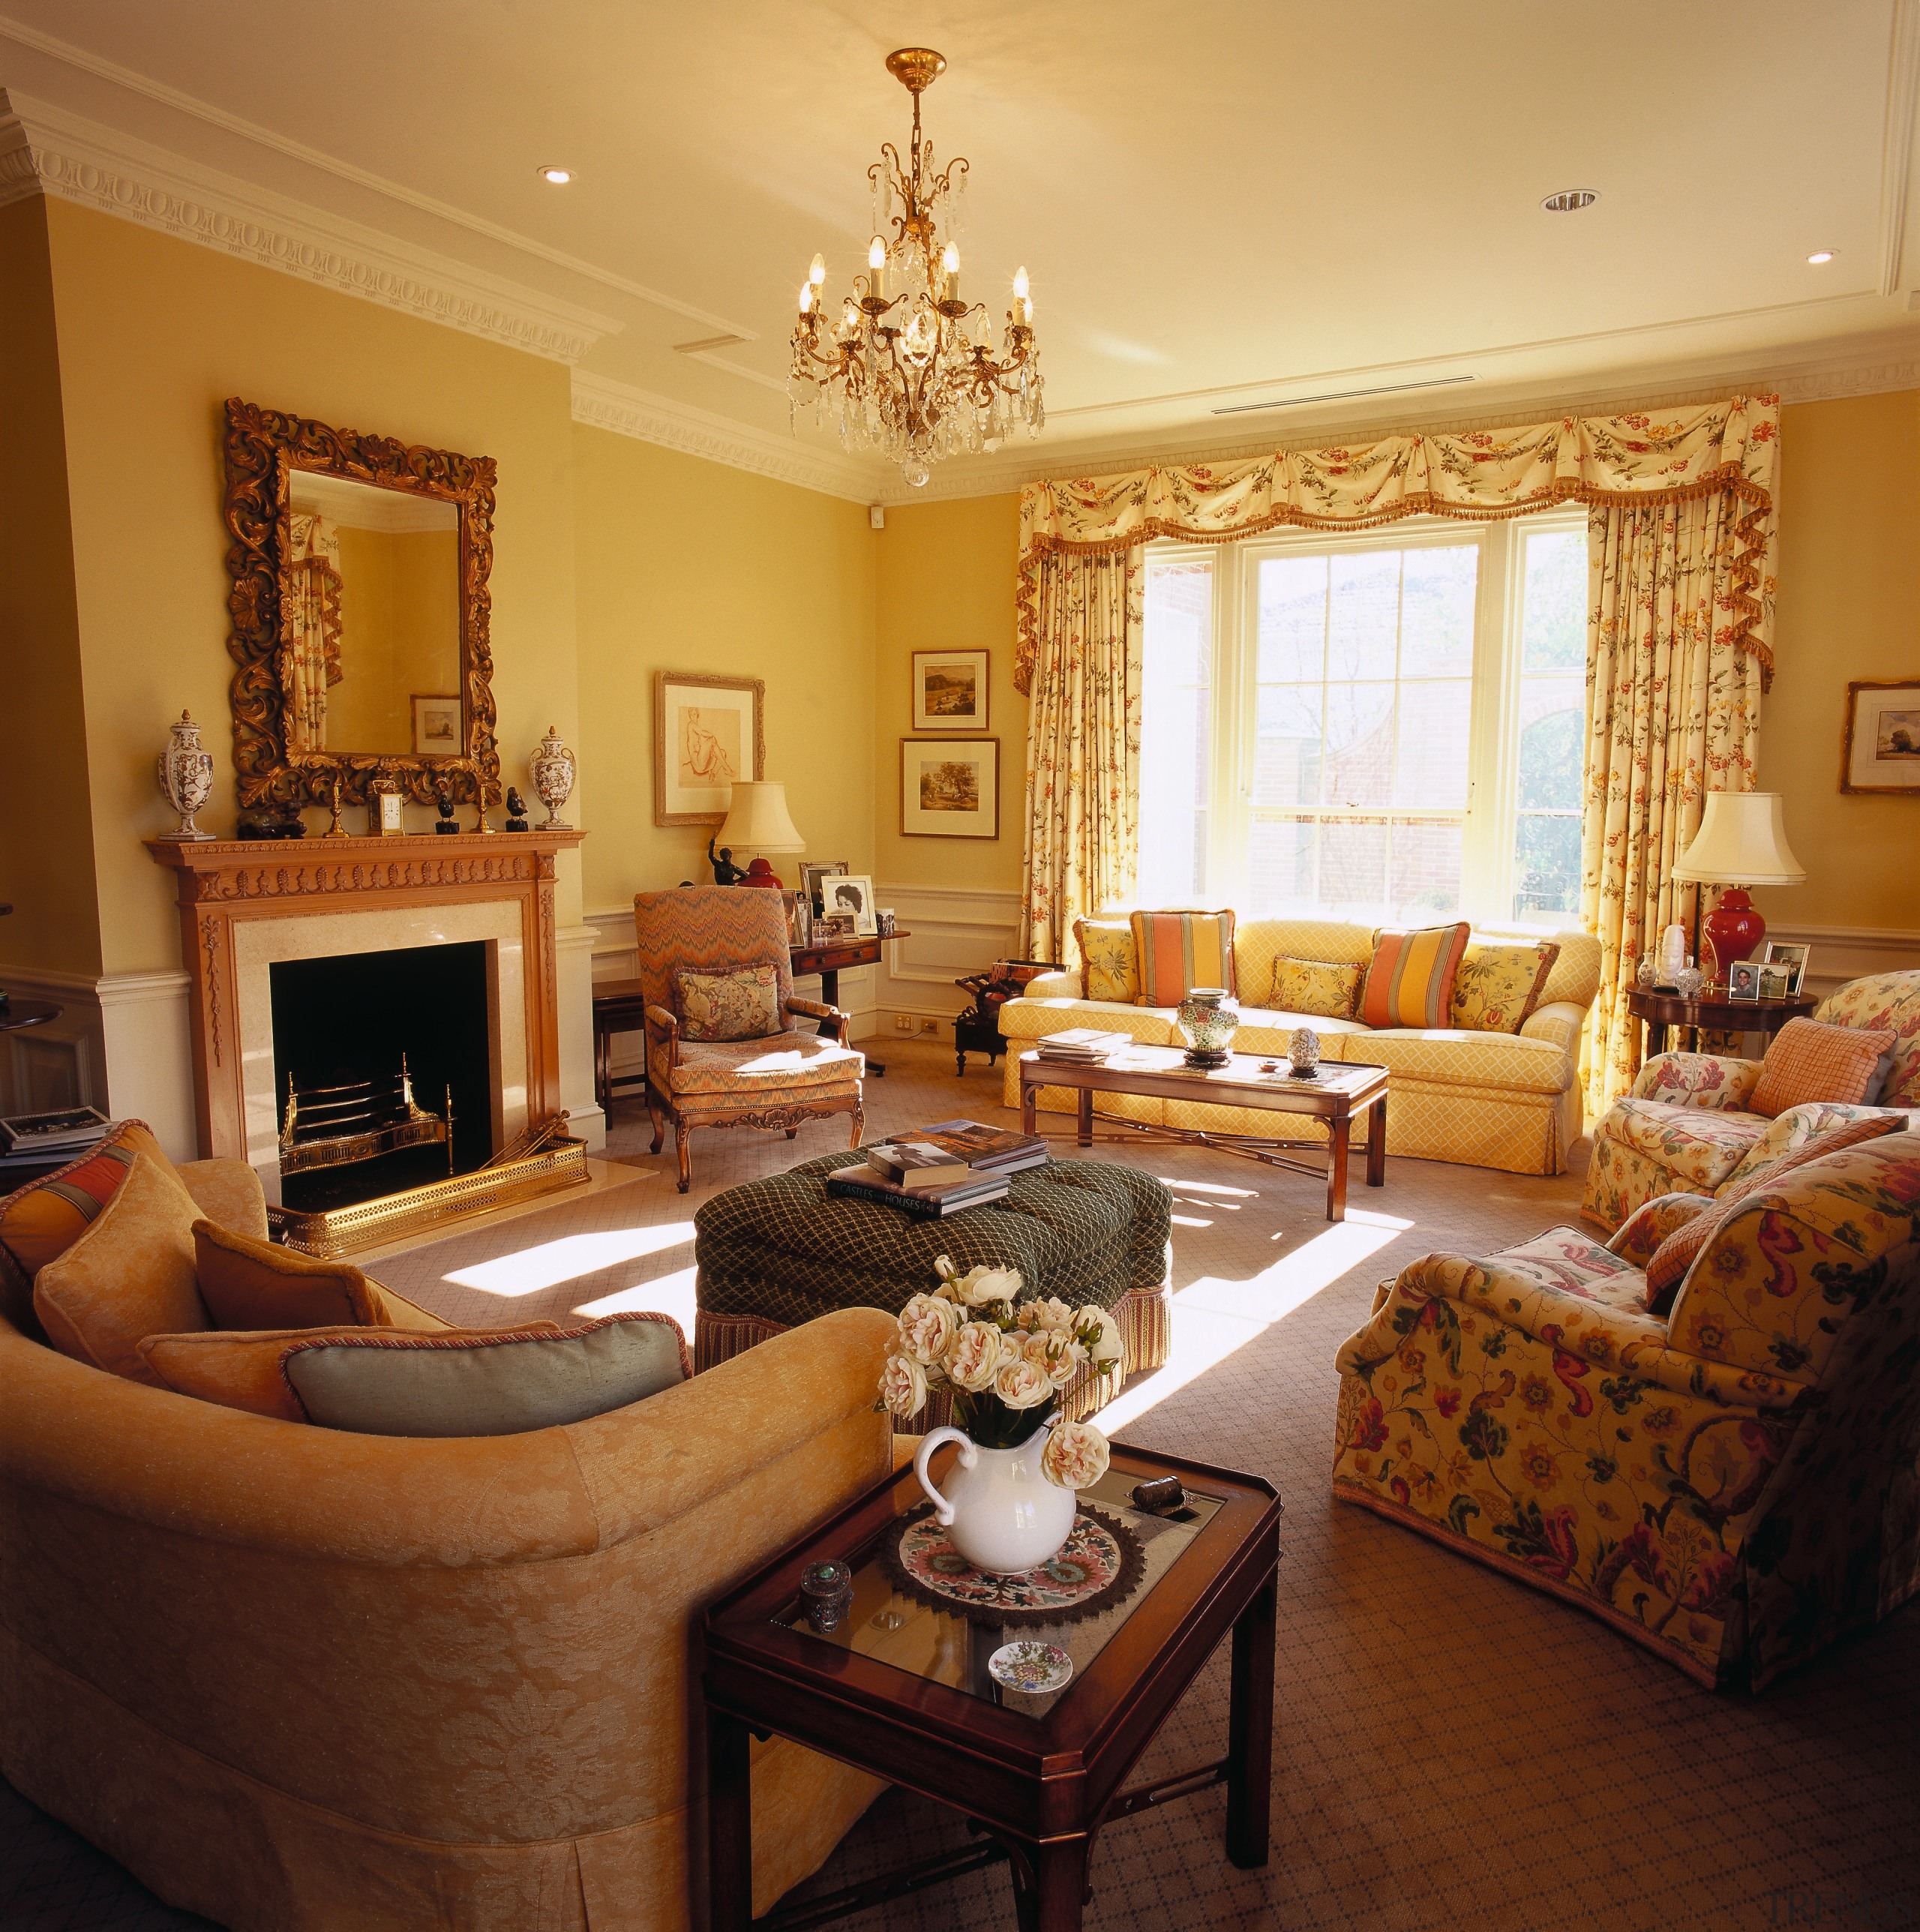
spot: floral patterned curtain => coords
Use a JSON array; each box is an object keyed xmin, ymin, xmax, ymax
[
  {"xmin": 1019, "ymin": 549, "xmax": 1143, "ymax": 962},
  {"xmin": 283, "ymin": 509, "xmax": 344, "ymax": 753},
  {"xmin": 1580, "ymin": 494, "xmax": 1765, "ymax": 1114}
]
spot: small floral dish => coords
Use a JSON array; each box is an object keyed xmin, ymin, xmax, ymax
[{"xmin": 988, "ymin": 1640, "xmax": 1074, "ymax": 1695}]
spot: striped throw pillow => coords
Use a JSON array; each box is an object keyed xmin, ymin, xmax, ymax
[
  {"xmin": 1360, "ymin": 923, "xmax": 1473, "ymax": 1030},
  {"xmin": 1748, "ymin": 1018, "xmax": 1900, "ymax": 1118},
  {"xmin": 1130, "ymin": 910, "xmax": 1237, "ymax": 1008}
]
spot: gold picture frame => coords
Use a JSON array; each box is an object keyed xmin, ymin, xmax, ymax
[
  {"xmin": 1840, "ymin": 678, "xmax": 1920, "ymax": 794},
  {"xmin": 652, "ymin": 671, "xmax": 765, "ymax": 826},
  {"xmin": 900, "ymin": 736, "xmax": 1000, "ymax": 839}
]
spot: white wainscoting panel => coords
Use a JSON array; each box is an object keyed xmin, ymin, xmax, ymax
[
  {"xmin": 873, "ymin": 882, "xmax": 1023, "ymax": 1041},
  {"xmin": 556, "ymin": 924, "xmax": 605, "ymax": 1150},
  {"xmin": 1760, "ymin": 924, "xmax": 1920, "ymax": 1000}
]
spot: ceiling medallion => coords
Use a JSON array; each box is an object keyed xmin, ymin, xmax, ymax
[{"xmin": 789, "ymin": 47, "xmax": 1043, "ymax": 488}]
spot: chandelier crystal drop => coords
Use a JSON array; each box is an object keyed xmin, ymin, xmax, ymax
[{"xmin": 789, "ymin": 47, "xmax": 1043, "ymax": 488}]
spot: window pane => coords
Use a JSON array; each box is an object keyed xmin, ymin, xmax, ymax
[
  {"xmin": 1394, "ymin": 680, "xmax": 1471, "ymax": 807},
  {"xmin": 1322, "ymin": 683, "xmax": 1394, "ymax": 806},
  {"xmin": 1521, "ymin": 527, "xmax": 1586, "ymax": 670},
  {"xmin": 1400, "ymin": 547, "xmax": 1478, "ymax": 677},
  {"xmin": 1256, "ymin": 556, "xmax": 1328, "ymax": 683},
  {"xmin": 1326, "ymin": 551, "xmax": 1400, "ymax": 680},
  {"xmin": 1513, "ymin": 813, "xmax": 1582, "ymax": 919},
  {"xmin": 1145, "ymin": 559, "xmax": 1213, "ymax": 684},
  {"xmin": 1253, "ymin": 686, "xmax": 1321, "ymax": 807},
  {"xmin": 1249, "ymin": 817, "xmax": 1316, "ymax": 910},
  {"xmin": 1517, "ymin": 675, "xmax": 1582, "ymax": 809},
  {"xmin": 1320, "ymin": 818, "xmax": 1387, "ymax": 910},
  {"xmin": 1140, "ymin": 559, "xmax": 1213, "ymax": 904},
  {"xmin": 1389, "ymin": 821, "xmax": 1464, "ymax": 922}
]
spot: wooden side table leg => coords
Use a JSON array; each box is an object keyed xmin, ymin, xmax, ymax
[
  {"xmin": 1076, "ymin": 1088, "xmax": 1093, "ymax": 1148},
  {"xmin": 1366, "ymin": 1092, "xmax": 1388, "ymax": 1187},
  {"xmin": 1327, "ymin": 1116, "xmax": 1350, "ymax": 1222},
  {"xmin": 1030, "ymin": 1833, "xmax": 1092, "ymax": 1931},
  {"xmin": 1226, "ymin": 1570, "xmax": 1277, "ymax": 1868},
  {"xmin": 707, "ymin": 1708, "xmax": 754, "ymax": 1931},
  {"xmin": 1022, "ymin": 1072, "xmax": 1037, "ymax": 1136}
]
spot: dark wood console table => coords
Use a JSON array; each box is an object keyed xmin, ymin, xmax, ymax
[
  {"xmin": 1627, "ymin": 987, "xmax": 1816, "ymax": 1060},
  {"xmin": 790, "ymin": 928, "xmax": 908, "ymax": 1077}
]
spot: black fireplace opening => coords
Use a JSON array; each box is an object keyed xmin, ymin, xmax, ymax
[{"xmin": 269, "ymin": 940, "xmax": 493, "ymax": 1213}]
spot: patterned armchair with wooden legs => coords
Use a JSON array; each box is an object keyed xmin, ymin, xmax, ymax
[{"xmin": 634, "ymin": 888, "xmax": 864, "ymax": 1192}]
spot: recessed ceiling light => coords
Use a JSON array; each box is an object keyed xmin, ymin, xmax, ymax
[
  {"xmin": 1806, "ymin": 248, "xmax": 1836, "ymax": 264},
  {"xmin": 538, "ymin": 165, "xmax": 574, "ymax": 185},
  {"xmin": 1540, "ymin": 189, "xmax": 1599, "ymax": 213}
]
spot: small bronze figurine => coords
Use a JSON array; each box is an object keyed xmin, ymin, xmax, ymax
[
  {"xmin": 707, "ymin": 838, "xmax": 746, "ymax": 885},
  {"xmin": 434, "ymin": 781, "xmax": 458, "ymax": 834},
  {"xmin": 504, "ymin": 786, "xmax": 530, "ymax": 832}
]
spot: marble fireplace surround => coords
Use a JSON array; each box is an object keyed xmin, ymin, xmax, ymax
[{"xmin": 147, "ymin": 832, "xmax": 585, "ymax": 1184}]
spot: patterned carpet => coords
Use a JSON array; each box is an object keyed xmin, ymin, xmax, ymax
[{"xmin": 4, "ymin": 1038, "xmax": 1916, "ymax": 1931}]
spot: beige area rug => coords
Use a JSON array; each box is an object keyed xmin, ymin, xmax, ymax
[{"xmin": 371, "ymin": 1040, "xmax": 1920, "ymax": 1932}]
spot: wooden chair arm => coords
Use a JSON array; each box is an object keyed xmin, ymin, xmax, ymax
[
  {"xmin": 645, "ymin": 1003, "xmax": 679, "ymax": 1075},
  {"xmin": 786, "ymin": 997, "xmax": 849, "ymax": 1043}
]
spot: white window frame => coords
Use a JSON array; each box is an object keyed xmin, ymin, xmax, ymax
[{"xmin": 1144, "ymin": 508, "xmax": 1586, "ymax": 929}]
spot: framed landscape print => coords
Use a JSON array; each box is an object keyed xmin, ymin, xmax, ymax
[
  {"xmin": 653, "ymin": 671, "xmax": 764, "ymax": 826},
  {"xmin": 1840, "ymin": 679, "xmax": 1920, "ymax": 794},
  {"xmin": 411, "ymin": 694, "xmax": 460, "ymax": 757},
  {"xmin": 901, "ymin": 736, "xmax": 1000, "ymax": 839},
  {"xmin": 912, "ymin": 650, "xmax": 989, "ymax": 730}
]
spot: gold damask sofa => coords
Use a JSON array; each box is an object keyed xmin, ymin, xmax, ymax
[
  {"xmin": 999, "ymin": 917, "xmax": 1599, "ymax": 1176},
  {"xmin": 1, "ymin": 1145, "xmax": 896, "ymax": 1931},
  {"xmin": 1333, "ymin": 1131, "xmax": 1920, "ymax": 1689}
]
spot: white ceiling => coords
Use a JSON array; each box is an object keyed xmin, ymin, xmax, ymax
[{"xmin": 4, "ymin": 0, "xmax": 1918, "ymax": 500}]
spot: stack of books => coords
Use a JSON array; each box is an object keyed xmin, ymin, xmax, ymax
[
  {"xmin": 0, "ymin": 1106, "xmax": 113, "ymax": 1178},
  {"xmin": 825, "ymin": 1118, "xmax": 1048, "ymax": 1220},
  {"xmin": 1034, "ymin": 1028, "xmax": 1130, "ymax": 1064}
]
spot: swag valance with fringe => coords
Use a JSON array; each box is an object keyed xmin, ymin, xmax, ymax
[{"xmin": 1013, "ymin": 394, "xmax": 1780, "ymax": 693}]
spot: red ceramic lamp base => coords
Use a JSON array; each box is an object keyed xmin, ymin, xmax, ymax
[
  {"xmin": 740, "ymin": 857, "xmax": 783, "ymax": 889},
  {"xmin": 1701, "ymin": 886, "xmax": 1766, "ymax": 987}
]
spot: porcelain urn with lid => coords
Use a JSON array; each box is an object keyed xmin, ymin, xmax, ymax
[
  {"xmin": 156, "ymin": 710, "xmax": 215, "ymax": 842},
  {"xmin": 530, "ymin": 725, "xmax": 576, "ymax": 830}
]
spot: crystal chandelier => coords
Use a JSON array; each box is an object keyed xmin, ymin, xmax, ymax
[{"xmin": 789, "ymin": 47, "xmax": 1043, "ymax": 488}]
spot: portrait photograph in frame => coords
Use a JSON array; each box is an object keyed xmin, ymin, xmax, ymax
[
  {"xmin": 1727, "ymin": 959, "xmax": 1763, "ymax": 1002},
  {"xmin": 1762, "ymin": 941, "xmax": 1810, "ymax": 995},
  {"xmin": 653, "ymin": 671, "xmax": 765, "ymax": 826},
  {"xmin": 411, "ymin": 694, "xmax": 460, "ymax": 757},
  {"xmin": 820, "ymin": 873, "xmax": 878, "ymax": 936},
  {"xmin": 800, "ymin": 860, "xmax": 848, "ymax": 914},
  {"xmin": 912, "ymin": 649, "xmax": 990, "ymax": 731},
  {"xmin": 900, "ymin": 737, "xmax": 1000, "ymax": 839},
  {"xmin": 1840, "ymin": 679, "xmax": 1920, "ymax": 794}
]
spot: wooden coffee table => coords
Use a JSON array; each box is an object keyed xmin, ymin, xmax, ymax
[
  {"xmin": 705, "ymin": 1442, "xmax": 1280, "ymax": 1932},
  {"xmin": 1018, "ymin": 1045, "xmax": 1389, "ymax": 1222}
]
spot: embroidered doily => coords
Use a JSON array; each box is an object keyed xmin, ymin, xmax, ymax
[{"xmin": 884, "ymin": 1502, "xmax": 1146, "ymax": 1628}]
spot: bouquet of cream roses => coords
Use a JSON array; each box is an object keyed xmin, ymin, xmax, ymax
[{"xmin": 878, "ymin": 1256, "xmax": 1118, "ymax": 1488}]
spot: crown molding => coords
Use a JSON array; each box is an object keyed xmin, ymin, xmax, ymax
[
  {"xmin": 569, "ymin": 370, "xmax": 880, "ymax": 503},
  {"xmin": 0, "ymin": 90, "xmax": 621, "ymax": 364}
]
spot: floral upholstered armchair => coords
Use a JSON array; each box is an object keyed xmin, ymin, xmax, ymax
[
  {"xmin": 1333, "ymin": 1130, "xmax": 1920, "ymax": 1690},
  {"xmin": 634, "ymin": 888, "xmax": 864, "ymax": 1192},
  {"xmin": 1582, "ymin": 970, "xmax": 1920, "ymax": 1231}
]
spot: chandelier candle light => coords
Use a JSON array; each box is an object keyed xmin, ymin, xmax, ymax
[{"xmin": 789, "ymin": 47, "xmax": 1043, "ymax": 488}]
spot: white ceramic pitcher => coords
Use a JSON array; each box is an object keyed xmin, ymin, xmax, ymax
[{"xmin": 914, "ymin": 1422, "xmax": 1076, "ymax": 1575}]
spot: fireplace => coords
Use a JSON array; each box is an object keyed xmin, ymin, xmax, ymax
[{"xmin": 270, "ymin": 940, "xmax": 493, "ymax": 1214}]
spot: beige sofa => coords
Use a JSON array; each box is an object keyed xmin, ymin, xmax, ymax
[
  {"xmin": 0, "ymin": 1150, "xmax": 896, "ymax": 1932},
  {"xmin": 999, "ymin": 917, "xmax": 1599, "ymax": 1176}
]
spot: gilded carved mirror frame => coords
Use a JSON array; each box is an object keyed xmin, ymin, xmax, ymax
[{"xmin": 221, "ymin": 396, "xmax": 500, "ymax": 812}]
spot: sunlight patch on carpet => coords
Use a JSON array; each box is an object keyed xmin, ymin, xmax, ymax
[
  {"xmin": 574, "ymin": 1264, "xmax": 699, "ymax": 1334},
  {"xmin": 442, "ymin": 1224, "xmax": 695, "ymax": 1295}
]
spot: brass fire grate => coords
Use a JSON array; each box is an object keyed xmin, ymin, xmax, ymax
[{"xmin": 268, "ymin": 1114, "xmax": 590, "ymax": 1259}]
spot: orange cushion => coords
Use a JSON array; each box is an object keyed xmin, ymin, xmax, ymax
[
  {"xmin": 193, "ymin": 1220, "xmax": 386, "ymax": 1330},
  {"xmin": 1643, "ymin": 1110, "xmax": 1910, "ymax": 1312},
  {"xmin": 0, "ymin": 1120, "xmax": 172, "ymax": 1288},
  {"xmin": 32, "ymin": 1151, "xmax": 209, "ymax": 1383},
  {"xmin": 1360, "ymin": 922, "xmax": 1472, "ymax": 1030},
  {"xmin": 1748, "ymin": 1018, "xmax": 1899, "ymax": 1118},
  {"xmin": 138, "ymin": 1319, "xmax": 565, "ymax": 1420},
  {"xmin": 1130, "ymin": 910, "xmax": 1237, "ymax": 1006}
]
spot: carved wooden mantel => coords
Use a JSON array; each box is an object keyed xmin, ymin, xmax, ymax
[{"xmin": 147, "ymin": 830, "xmax": 586, "ymax": 1162}]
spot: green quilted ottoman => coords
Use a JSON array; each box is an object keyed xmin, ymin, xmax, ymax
[{"xmin": 694, "ymin": 1150, "xmax": 1172, "ymax": 1420}]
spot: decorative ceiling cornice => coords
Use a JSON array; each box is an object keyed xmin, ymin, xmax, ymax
[
  {"xmin": 569, "ymin": 371, "xmax": 878, "ymax": 503},
  {"xmin": 0, "ymin": 90, "xmax": 621, "ymax": 364}
]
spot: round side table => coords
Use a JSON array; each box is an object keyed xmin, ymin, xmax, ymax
[{"xmin": 1627, "ymin": 988, "xmax": 1815, "ymax": 1060}]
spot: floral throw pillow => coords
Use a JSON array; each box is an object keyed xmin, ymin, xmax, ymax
[
  {"xmin": 1072, "ymin": 917, "xmax": 1140, "ymax": 1004},
  {"xmin": 1450, "ymin": 940, "xmax": 1561, "ymax": 1035},
  {"xmin": 1270, "ymin": 956, "xmax": 1364, "ymax": 1020},
  {"xmin": 676, "ymin": 965, "xmax": 782, "ymax": 1042}
]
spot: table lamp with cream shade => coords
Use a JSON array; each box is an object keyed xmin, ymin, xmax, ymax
[
  {"xmin": 713, "ymin": 781, "xmax": 805, "ymax": 888},
  {"xmin": 1672, "ymin": 791, "xmax": 1807, "ymax": 988}
]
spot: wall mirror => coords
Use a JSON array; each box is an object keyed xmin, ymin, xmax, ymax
[{"xmin": 223, "ymin": 398, "xmax": 499, "ymax": 813}]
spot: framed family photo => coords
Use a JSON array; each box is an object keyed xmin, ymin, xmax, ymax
[
  {"xmin": 1726, "ymin": 960, "xmax": 1764, "ymax": 1002},
  {"xmin": 800, "ymin": 860, "xmax": 848, "ymax": 913},
  {"xmin": 819, "ymin": 872, "xmax": 878, "ymax": 936},
  {"xmin": 912, "ymin": 650, "xmax": 990, "ymax": 730},
  {"xmin": 1840, "ymin": 679, "xmax": 1920, "ymax": 794},
  {"xmin": 900, "ymin": 736, "xmax": 1000, "ymax": 839},
  {"xmin": 1762, "ymin": 940, "xmax": 1810, "ymax": 995},
  {"xmin": 411, "ymin": 694, "xmax": 461, "ymax": 757},
  {"xmin": 653, "ymin": 672, "xmax": 765, "ymax": 826}
]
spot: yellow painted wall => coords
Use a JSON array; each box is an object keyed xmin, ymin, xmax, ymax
[
  {"xmin": 1754, "ymin": 392, "xmax": 1920, "ymax": 934},
  {"xmin": 327, "ymin": 525, "xmax": 460, "ymax": 754},
  {"xmin": 572, "ymin": 423, "xmax": 878, "ymax": 912},
  {"xmin": 872, "ymin": 493, "xmax": 1024, "ymax": 893},
  {"xmin": 0, "ymin": 198, "xmax": 100, "ymax": 976},
  {"xmin": 37, "ymin": 197, "xmax": 581, "ymax": 976}
]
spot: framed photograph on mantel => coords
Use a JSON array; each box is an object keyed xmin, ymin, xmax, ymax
[
  {"xmin": 901, "ymin": 736, "xmax": 1000, "ymax": 839},
  {"xmin": 653, "ymin": 671, "xmax": 765, "ymax": 826},
  {"xmin": 912, "ymin": 649, "xmax": 990, "ymax": 731},
  {"xmin": 1840, "ymin": 679, "xmax": 1920, "ymax": 794}
]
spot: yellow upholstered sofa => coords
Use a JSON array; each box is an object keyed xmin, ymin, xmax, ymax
[
  {"xmin": 0, "ymin": 1153, "xmax": 895, "ymax": 1932},
  {"xmin": 999, "ymin": 918, "xmax": 1600, "ymax": 1176}
]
